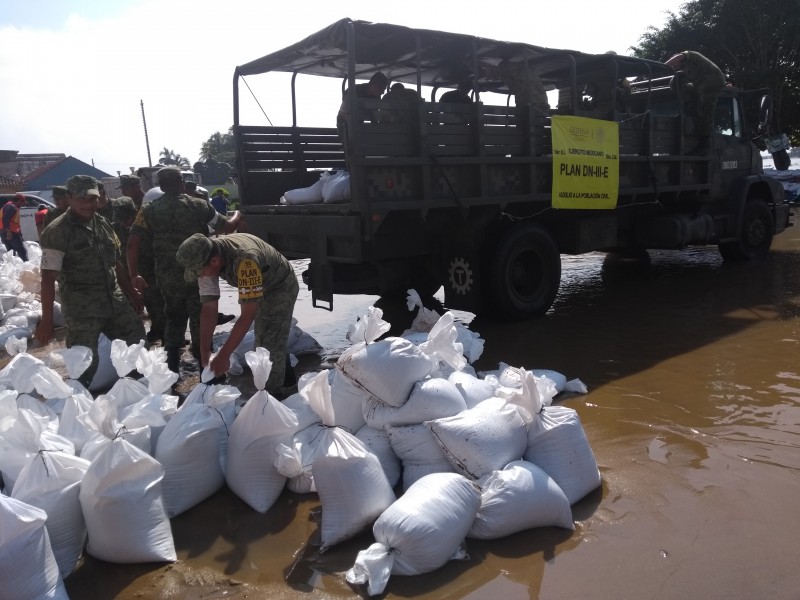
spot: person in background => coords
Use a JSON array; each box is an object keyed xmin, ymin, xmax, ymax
[
  {"xmin": 127, "ymin": 166, "xmax": 241, "ymax": 375},
  {"xmin": 120, "ymin": 173, "xmax": 165, "ymax": 344},
  {"xmin": 379, "ymin": 82, "xmax": 421, "ymax": 125},
  {"xmin": 43, "ymin": 185, "xmax": 69, "ymax": 229},
  {"xmin": 176, "ymin": 232, "xmax": 299, "ymax": 396},
  {"xmin": 36, "ymin": 175, "xmax": 144, "ymax": 387},
  {"xmin": 210, "ymin": 188, "xmax": 230, "ymax": 214},
  {"xmin": 337, "ymin": 71, "xmax": 388, "ymax": 164},
  {"xmin": 0, "ymin": 193, "xmax": 28, "ymax": 261},
  {"xmin": 666, "ymin": 50, "xmax": 726, "ymax": 151},
  {"xmin": 490, "ymin": 60, "xmax": 550, "ymax": 121},
  {"xmin": 96, "ymin": 181, "xmax": 114, "ymax": 221},
  {"xmin": 111, "ymin": 196, "xmax": 138, "ymax": 274},
  {"xmin": 35, "ymin": 204, "xmax": 49, "ymax": 238},
  {"xmin": 440, "ymin": 80, "xmax": 472, "ymax": 103}
]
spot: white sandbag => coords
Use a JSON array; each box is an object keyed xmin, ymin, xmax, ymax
[
  {"xmin": 468, "ymin": 460, "xmax": 574, "ymax": 539},
  {"xmin": 57, "ymin": 391, "xmax": 95, "ymax": 453},
  {"xmin": 12, "ymin": 450, "xmax": 91, "ymax": 576},
  {"xmin": 346, "ymin": 472, "xmax": 481, "ymax": 596},
  {"xmin": 4, "ymin": 333, "xmax": 27, "ymax": 355},
  {"xmin": 16, "ymin": 393, "xmax": 59, "ymax": 433},
  {"xmin": 106, "ymin": 377, "xmax": 149, "ymax": 408},
  {"xmin": 387, "ymin": 423, "xmax": 455, "ymax": 491},
  {"xmin": 524, "ymin": 404, "xmax": 601, "ymax": 504},
  {"xmin": 0, "ymin": 352, "xmax": 73, "ymax": 399},
  {"xmin": 288, "ymin": 317, "xmax": 322, "ymax": 355},
  {"xmin": 226, "ymin": 351, "xmax": 300, "ymax": 513},
  {"xmin": 282, "ymin": 171, "xmax": 328, "ymax": 205},
  {"xmin": 80, "ymin": 437, "xmax": 176, "ymax": 563},
  {"xmin": 321, "ymin": 170, "xmax": 350, "ymax": 203},
  {"xmin": 78, "ymin": 394, "xmax": 152, "ymax": 462},
  {"xmin": 530, "ymin": 369, "xmax": 589, "ymax": 394},
  {"xmin": 426, "ymin": 398, "xmax": 528, "ymax": 480},
  {"xmin": 275, "ymin": 422, "xmax": 325, "ymax": 493},
  {"xmin": 328, "ymin": 368, "xmax": 368, "ymax": 433},
  {"xmin": 181, "ymin": 382, "xmax": 239, "ymax": 471},
  {"xmin": 89, "ymin": 334, "xmax": 117, "ymax": 392},
  {"xmin": 281, "ymin": 392, "xmax": 321, "ymax": 432},
  {"xmin": 337, "ymin": 337, "xmax": 433, "ymax": 407},
  {"xmin": 314, "ymin": 428, "xmax": 396, "ymax": 552},
  {"xmin": 355, "ymin": 425, "xmax": 401, "ymax": 488},
  {"xmin": 117, "ymin": 392, "xmax": 177, "ymax": 456},
  {"xmin": 155, "ymin": 396, "xmax": 234, "ymax": 517},
  {"xmin": 0, "ymin": 408, "xmax": 75, "ymax": 493},
  {"xmin": 363, "ymin": 376, "xmax": 466, "ymax": 429},
  {"xmin": 447, "ymin": 370, "xmax": 497, "ymax": 409},
  {"xmin": 135, "ymin": 346, "xmax": 179, "ymax": 395},
  {"xmin": 0, "ymin": 495, "xmax": 69, "ymax": 600}
]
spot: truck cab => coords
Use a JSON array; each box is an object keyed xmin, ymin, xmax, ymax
[{"xmin": 233, "ymin": 19, "xmax": 791, "ymax": 319}]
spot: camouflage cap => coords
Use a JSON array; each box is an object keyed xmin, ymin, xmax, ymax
[
  {"xmin": 119, "ymin": 174, "xmax": 140, "ymax": 187},
  {"xmin": 156, "ymin": 165, "xmax": 182, "ymax": 184},
  {"xmin": 65, "ymin": 175, "xmax": 100, "ymax": 198},
  {"xmin": 52, "ymin": 185, "xmax": 68, "ymax": 198},
  {"xmin": 113, "ymin": 196, "xmax": 138, "ymax": 222},
  {"xmin": 176, "ymin": 233, "xmax": 213, "ymax": 282}
]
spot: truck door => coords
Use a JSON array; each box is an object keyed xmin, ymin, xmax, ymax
[{"xmin": 712, "ymin": 95, "xmax": 751, "ymax": 195}]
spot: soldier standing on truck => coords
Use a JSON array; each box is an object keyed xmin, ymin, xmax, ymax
[
  {"xmin": 127, "ymin": 166, "xmax": 241, "ymax": 376},
  {"xmin": 666, "ymin": 50, "xmax": 726, "ymax": 151},
  {"xmin": 120, "ymin": 173, "xmax": 166, "ymax": 344},
  {"xmin": 493, "ymin": 60, "xmax": 550, "ymax": 119},
  {"xmin": 176, "ymin": 232, "xmax": 299, "ymax": 396}
]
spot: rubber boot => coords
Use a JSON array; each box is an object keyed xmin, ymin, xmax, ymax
[{"xmin": 166, "ymin": 346, "xmax": 181, "ymax": 375}]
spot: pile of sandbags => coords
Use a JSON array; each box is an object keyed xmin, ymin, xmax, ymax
[{"xmin": 1, "ymin": 291, "xmax": 600, "ymax": 598}]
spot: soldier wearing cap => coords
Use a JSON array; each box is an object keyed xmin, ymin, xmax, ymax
[
  {"xmin": 42, "ymin": 185, "xmax": 69, "ymax": 229},
  {"xmin": 96, "ymin": 181, "xmax": 114, "ymax": 221},
  {"xmin": 127, "ymin": 166, "xmax": 241, "ymax": 374},
  {"xmin": 36, "ymin": 175, "xmax": 145, "ymax": 387},
  {"xmin": 176, "ymin": 232, "xmax": 298, "ymax": 395},
  {"xmin": 666, "ymin": 51, "xmax": 726, "ymax": 146},
  {"xmin": 119, "ymin": 172, "xmax": 165, "ymax": 344}
]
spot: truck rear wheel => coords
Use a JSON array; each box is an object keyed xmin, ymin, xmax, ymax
[
  {"xmin": 718, "ymin": 199, "xmax": 775, "ymax": 261},
  {"xmin": 488, "ymin": 222, "xmax": 561, "ymax": 319}
]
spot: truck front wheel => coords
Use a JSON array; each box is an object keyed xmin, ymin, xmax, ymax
[
  {"xmin": 488, "ymin": 222, "xmax": 561, "ymax": 319},
  {"xmin": 718, "ymin": 199, "xmax": 775, "ymax": 261}
]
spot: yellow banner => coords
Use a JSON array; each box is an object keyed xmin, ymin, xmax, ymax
[{"xmin": 551, "ymin": 115, "xmax": 619, "ymax": 209}]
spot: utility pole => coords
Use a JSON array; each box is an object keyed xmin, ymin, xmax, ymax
[{"xmin": 141, "ymin": 99, "xmax": 152, "ymax": 167}]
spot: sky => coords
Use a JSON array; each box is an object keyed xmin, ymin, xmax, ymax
[{"xmin": 0, "ymin": 0, "xmax": 687, "ymax": 178}]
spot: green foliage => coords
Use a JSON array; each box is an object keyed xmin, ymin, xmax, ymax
[
  {"xmin": 631, "ymin": 0, "xmax": 800, "ymax": 144},
  {"xmin": 200, "ymin": 127, "xmax": 236, "ymax": 165},
  {"xmin": 158, "ymin": 147, "xmax": 192, "ymax": 169}
]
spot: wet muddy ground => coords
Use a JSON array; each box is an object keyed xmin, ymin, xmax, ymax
[{"xmin": 21, "ymin": 222, "xmax": 800, "ymax": 599}]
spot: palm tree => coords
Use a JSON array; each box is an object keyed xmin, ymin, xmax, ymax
[{"xmin": 158, "ymin": 147, "xmax": 192, "ymax": 169}]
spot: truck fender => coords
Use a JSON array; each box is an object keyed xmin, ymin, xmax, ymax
[{"xmin": 723, "ymin": 175, "xmax": 784, "ymax": 238}]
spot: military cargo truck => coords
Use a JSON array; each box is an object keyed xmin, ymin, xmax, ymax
[{"xmin": 232, "ymin": 19, "xmax": 791, "ymax": 319}]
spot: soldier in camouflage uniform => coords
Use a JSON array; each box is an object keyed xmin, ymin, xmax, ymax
[
  {"xmin": 42, "ymin": 185, "xmax": 69, "ymax": 229},
  {"xmin": 496, "ymin": 60, "xmax": 550, "ymax": 120},
  {"xmin": 112, "ymin": 196, "xmax": 137, "ymax": 271},
  {"xmin": 96, "ymin": 181, "xmax": 115, "ymax": 221},
  {"xmin": 127, "ymin": 166, "xmax": 241, "ymax": 374},
  {"xmin": 120, "ymin": 173, "xmax": 166, "ymax": 343},
  {"xmin": 176, "ymin": 232, "xmax": 299, "ymax": 395},
  {"xmin": 35, "ymin": 175, "xmax": 145, "ymax": 387},
  {"xmin": 666, "ymin": 51, "xmax": 726, "ymax": 140}
]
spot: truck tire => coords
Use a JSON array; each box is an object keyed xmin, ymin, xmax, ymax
[
  {"xmin": 488, "ymin": 222, "xmax": 561, "ymax": 319},
  {"xmin": 718, "ymin": 199, "xmax": 775, "ymax": 261}
]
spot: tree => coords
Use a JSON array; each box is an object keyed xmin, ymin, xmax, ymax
[
  {"xmin": 631, "ymin": 0, "xmax": 800, "ymax": 143},
  {"xmin": 158, "ymin": 147, "xmax": 192, "ymax": 169},
  {"xmin": 199, "ymin": 127, "xmax": 236, "ymax": 166}
]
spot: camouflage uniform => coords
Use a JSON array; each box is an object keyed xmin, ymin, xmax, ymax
[
  {"xmin": 179, "ymin": 233, "xmax": 299, "ymax": 394},
  {"xmin": 42, "ymin": 207, "xmax": 65, "ymax": 229},
  {"xmin": 40, "ymin": 205, "xmax": 144, "ymax": 387},
  {"xmin": 96, "ymin": 200, "xmax": 114, "ymax": 222},
  {"xmin": 671, "ymin": 51, "xmax": 726, "ymax": 138},
  {"xmin": 111, "ymin": 196, "xmax": 138, "ymax": 272},
  {"xmin": 497, "ymin": 60, "xmax": 550, "ymax": 119},
  {"xmin": 130, "ymin": 189, "xmax": 230, "ymax": 365}
]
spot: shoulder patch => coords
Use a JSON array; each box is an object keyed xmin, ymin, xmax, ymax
[{"xmin": 236, "ymin": 258, "xmax": 263, "ymax": 300}]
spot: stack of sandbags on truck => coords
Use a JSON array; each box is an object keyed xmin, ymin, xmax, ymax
[{"xmin": 225, "ymin": 347, "xmax": 300, "ymax": 513}]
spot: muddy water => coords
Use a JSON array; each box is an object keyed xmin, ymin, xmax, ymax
[{"xmin": 65, "ymin": 226, "xmax": 800, "ymax": 600}]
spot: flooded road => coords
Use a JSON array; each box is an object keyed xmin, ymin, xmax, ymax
[{"xmin": 65, "ymin": 224, "xmax": 800, "ymax": 600}]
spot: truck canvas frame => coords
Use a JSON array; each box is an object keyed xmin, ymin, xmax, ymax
[{"xmin": 233, "ymin": 18, "xmax": 791, "ymax": 319}]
